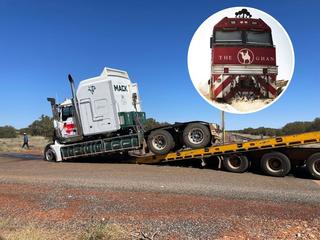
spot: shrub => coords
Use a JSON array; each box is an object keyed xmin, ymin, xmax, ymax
[{"xmin": 0, "ymin": 126, "xmax": 17, "ymax": 138}]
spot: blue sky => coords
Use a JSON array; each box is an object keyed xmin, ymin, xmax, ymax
[{"xmin": 0, "ymin": 0, "xmax": 319, "ymax": 130}]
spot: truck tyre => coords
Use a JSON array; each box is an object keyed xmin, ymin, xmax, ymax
[
  {"xmin": 223, "ymin": 154, "xmax": 249, "ymax": 173},
  {"xmin": 306, "ymin": 153, "xmax": 320, "ymax": 180},
  {"xmin": 147, "ymin": 129, "xmax": 174, "ymax": 155},
  {"xmin": 44, "ymin": 144, "xmax": 56, "ymax": 162},
  {"xmin": 183, "ymin": 123, "xmax": 211, "ymax": 149},
  {"xmin": 261, "ymin": 152, "xmax": 291, "ymax": 177}
]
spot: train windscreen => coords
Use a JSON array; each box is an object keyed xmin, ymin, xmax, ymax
[
  {"xmin": 214, "ymin": 30, "xmax": 272, "ymax": 46},
  {"xmin": 246, "ymin": 31, "xmax": 272, "ymax": 45},
  {"xmin": 215, "ymin": 31, "xmax": 242, "ymax": 43}
]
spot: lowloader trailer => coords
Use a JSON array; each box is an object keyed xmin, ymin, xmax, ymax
[
  {"xmin": 137, "ymin": 131, "xmax": 320, "ymax": 179},
  {"xmin": 44, "ymin": 67, "xmax": 320, "ymax": 180}
]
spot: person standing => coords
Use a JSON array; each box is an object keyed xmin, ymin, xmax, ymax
[{"xmin": 22, "ymin": 133, "xmax": 30, "ymax": 149}]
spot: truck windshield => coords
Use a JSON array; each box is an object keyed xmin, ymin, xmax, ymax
[
  {"xmin": 215, "ymin": 31, "xmax": 242, "ymax": 43},
  {"xmin": 246, "ymin": 31, "xmax": 272, "ymax": 45},
  {"xmin": 61, "ymin": 106, "xmax": 74, "ymax": 121}
]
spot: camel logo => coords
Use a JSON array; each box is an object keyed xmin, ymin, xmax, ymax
[{"xmin": 237, "ymin": 48, "xmax": 254, "ymax": 64}]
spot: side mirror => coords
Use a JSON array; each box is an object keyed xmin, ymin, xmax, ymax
[
  {"xmin": 47, "ymin": 97, "xmax": 56, "ymax": 106},
  {"xmin": 47, "ymin": 98, "xmax": 59, "ymax": 120},
  {"xmin": 132, "ymin": 93, "xmax": 137, "ymax": 110},
  {"xmin": 132, "ymin": 93, "xmax": 137, "ymax": 100}
]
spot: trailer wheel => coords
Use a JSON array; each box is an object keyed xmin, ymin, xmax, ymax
[
  {"xmin": 223, "ymin": 154, "xmax": 249, "ymax": 173},
  {"xmin": 44, "ymin": 144, "xmax": 56, "ymax": 162},
  {"xmin": 183, "ymin": 123, "xmax": 211, "ymax": 149},
  {"xmin": 306, "ymin": 153, "xmax": 320, "ymax": 180},
  {"xmin": 147, "ymin": 129, "xmax": 174, "ymax": 155},
  {"xmin": 261, "ymin": 152, "xmax": 291, "ymax": 177}
]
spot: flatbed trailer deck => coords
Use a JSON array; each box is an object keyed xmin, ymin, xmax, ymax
[{"xmin": 136, "ymin": 131, "xmax": 320, "ymax": 179}]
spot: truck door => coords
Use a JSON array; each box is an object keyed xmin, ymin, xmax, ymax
[{"xmin": 79, "ymin": 99, "xmax": 95, "ymax": 135}]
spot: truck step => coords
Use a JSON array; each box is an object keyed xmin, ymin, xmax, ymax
[{"xmin": 61, "ymin": 134, "xmax": 141, "ymax": 160}]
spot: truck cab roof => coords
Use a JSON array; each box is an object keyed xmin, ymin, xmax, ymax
[{"xmin": 59, "ymin": 99, "xmax": 72, "ymax": 107}]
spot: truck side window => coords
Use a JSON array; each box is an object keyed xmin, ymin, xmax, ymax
[{"xmin": 62, "ymin": 106, "xmax": 74, "ymax": 121}]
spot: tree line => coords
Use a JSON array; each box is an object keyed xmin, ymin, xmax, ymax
[
  {"xmin": 0, "ymin": 115, "xmax": 54, "ymax": 138},
  {"xmin": 235, "ymin": 118, "xmax": 320, "ymax": 136},
  {"xmin": 0, "ymin": 116, "xmax": 319, "ymax": 138},
  {"xmin": 0, "ymin": 116, "xmax": 169, "ymax": 138}
]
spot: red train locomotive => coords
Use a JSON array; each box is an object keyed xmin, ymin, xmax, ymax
[{"xmin": 209, "ymin": 9, "xmax": 277, "ymax": 101}]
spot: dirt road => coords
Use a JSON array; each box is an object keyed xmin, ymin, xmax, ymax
[{"xmin": 0, "ymin": 153, "xmax": 319, "ymax": 239}]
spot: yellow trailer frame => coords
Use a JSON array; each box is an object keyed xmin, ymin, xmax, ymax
[{"xmin": 137, "ymin": 131, "xmax": 320, "ymax": 164}]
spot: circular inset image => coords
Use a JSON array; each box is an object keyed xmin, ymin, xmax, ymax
[{"xmin": 188, "ymin": 7, "xmax": 295, "ymax": 114}]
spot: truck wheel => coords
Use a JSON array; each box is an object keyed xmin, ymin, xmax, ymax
[
  {"xmin": 223, "ymin": 154, "xmax": 249, "ymax": 173},
  {"xmin": 147, "ymin": 129, "xmax": 174, "ymax": 155},
  {"xmin": 183, "ymin": 123, "xmax": 211, "ymax": 149},
  {"xmin": 261, "ymin": 152, "xmax": 291, "ymax": 177},
  {"xmin": 306, "ymin": 153, "xmax": 320, "ymax": 180},
  {"xmin": 44, "ymin": 144, "xmax": 56, "ymax": 162}
]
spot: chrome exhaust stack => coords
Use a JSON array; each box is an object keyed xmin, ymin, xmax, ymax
[{"xmin": 68, "ymin": 74, "xmax": 83, "ymax": 139}]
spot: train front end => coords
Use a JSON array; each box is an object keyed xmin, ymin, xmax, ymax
[{"xmin": 210, "ymin": 9, "xmax": 277, "ymax": 102}]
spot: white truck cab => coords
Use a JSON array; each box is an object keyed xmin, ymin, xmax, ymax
[{"xmin": 45, "ymin": 67, "xmax": 218, "ymax": 162}]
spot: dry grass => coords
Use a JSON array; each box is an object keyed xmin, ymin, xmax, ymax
[
  {"xmin": 0, "ymin": 218, "xmax": 129, "ymax": 240},
  {"xmin": 79, "ymin": 221, "xmax": 128, "ymax": 240},
  {"xmin": 0, "ymin": 219, "xmax": 61, "ymax": 240},
  {"xmin": 0, "ymin": 225, "xmax": 128, "ymax": 240},
  {"xmin": 0, "ymin": 136, "xmax": 49, "ymax": 153},
  {"xmin": 5, "ymin": 225, "xmax": 58, "ymax": 240}
]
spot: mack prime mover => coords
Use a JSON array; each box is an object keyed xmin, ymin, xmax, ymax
[{"xmin": 44, "ymin": 67, "xmax": 220, "ymax": 162}]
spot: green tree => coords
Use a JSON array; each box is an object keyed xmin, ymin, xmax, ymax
[
  {"xmin": 28, "ymin": 115, "xmax": 54, "ymax": 138},
  {"xmin": 143, "ymin": 118, "xmax": 169, "ymax": 131},
  {"xmin": 19, "ymin": 127, "xmax": 31, "ymax": 135},
  {"xmin": 240, "ymin": 127, "xmax": 255, "ymax": 135},
  {"xmin": 0, "ymin": 126, "xmax": 17, "ymax": 138},
  {"xmin": 238, "ymin": 127, "xmax": 278, "ymax": 136},
  {"xmin": 307, "ymin": 118, "xmax": 320, "ymax": 132},
  {"xmin": 281, "ymin": 121, "xmax": 311, "ymax": 135}
]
